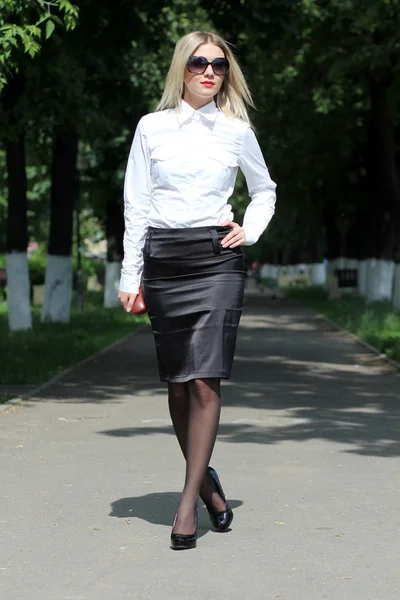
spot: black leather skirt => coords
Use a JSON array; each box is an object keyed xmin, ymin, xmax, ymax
[{"xmin": 142, "ymin": 226, "xmax": 245, "ymax": 383}]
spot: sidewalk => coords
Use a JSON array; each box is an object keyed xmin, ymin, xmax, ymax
[{"xmin": 1, "ymin": 295, "xmax": 399, "ymax": 600}]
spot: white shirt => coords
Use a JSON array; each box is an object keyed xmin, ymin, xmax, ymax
[{"xmin": 119, "ymin": 100, "xmax": 276, "ymax": 294}]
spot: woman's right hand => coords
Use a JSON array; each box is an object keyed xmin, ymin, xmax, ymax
[{"xmin": 117, "ymin": 290, "xmax": 137, "ymax": 312}]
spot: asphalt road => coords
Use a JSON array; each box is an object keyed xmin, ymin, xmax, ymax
[{"xmin": 1, "ymin": 294, "xmax": 399, "ymax": 600}]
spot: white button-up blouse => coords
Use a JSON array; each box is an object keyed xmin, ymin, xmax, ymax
[{"xmin": 119, "ymin": 100, "xmax": 277, "ymax": 294}]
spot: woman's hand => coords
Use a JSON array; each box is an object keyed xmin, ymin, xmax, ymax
[
  {"xmin": 220, "ymin": 221, "xmax": 246, "ymax": 248},
  {"xmin": 117, "ymin": 290, "xmax": 137, "ymax": 312}
]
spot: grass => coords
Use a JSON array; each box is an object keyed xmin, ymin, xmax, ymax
[
  {"xmin": 287, "ymin": 286, "xmax": 400, "ymax": 364},
  {"xmin": 0, "ymin": 292, "xmax": 147, "ymax": 387}
]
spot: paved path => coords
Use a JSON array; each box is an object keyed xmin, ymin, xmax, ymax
[{"xmin": 1, "ymin": 295, "xmax": 399, "ymax": 600}]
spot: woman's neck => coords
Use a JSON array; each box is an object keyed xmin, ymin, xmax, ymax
[{"xmin": 182, "ymin": 95, "xmax": 215, "ymax": 111}]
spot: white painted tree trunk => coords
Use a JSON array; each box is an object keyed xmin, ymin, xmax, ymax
[
  {"xmin": 270, "ymin": 265, "xmax": 279, "ymax": 280},
  {"xmin": 6, "ymin": 252, "xmax": 32, "ymax": 331},
  {"xmin": 393, "ymin": 264, "xmax": 400, "ymax": 309},
  {"xmin": 358, "ymin": 260, "xmax": 368, "ymax": 297},
  {"xmin": 260, "ymin": 264, "xmax": 271, "ymax": 279},
  {"xmin": 366, "ymin": 259, "xmax": 395, "ymax": 302},
  {"xmin": 41, "ymin": 255, "xmax": 73, "ymax": 323},
  {"xmin": 310, "ymin": 263, "xmax": 327, "ymax": 285},
  {"xmin": 104, "ymin": 261, "xmax": 122, "ymax": 308}
]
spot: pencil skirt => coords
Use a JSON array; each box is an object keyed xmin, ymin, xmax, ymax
[{"xmin": 142, "ymin": 226, "xmax": 246, "ymax": 383}]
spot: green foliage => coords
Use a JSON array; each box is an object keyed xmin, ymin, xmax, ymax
[
  {"xmin": 218, "ymin": 0, "xmax": 400, "ymax": 261},
  {"xmin": 130, "ymin": 0, "xmax": 211, "ymax": 108},
  {"xmin": 28, "ymin": 246, "xmax": 47, "ymax": 285},
  {"xmin": 26, "ymin": 244, "xmax": 105, "ymax": 288},
  {"xmin": 0, "ymin": 291, "xmax": 147, "ymax": 385},
  {"xmin": 0, "ymin": 0, "xmax": 79, "ymax": 89},
  {"xmin": 288, "ymin": 287, "xmax": 400, "ymax": 363},
  {"xmin": 3, "ymin": 0, "xmax": 400, "ymax": 278},
  {"xmin": 0, "ymin": 149, "xmax": 6, "ymax": 252}
]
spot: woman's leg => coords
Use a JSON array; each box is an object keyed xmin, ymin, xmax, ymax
[
  {"xmin": 172, "ymin": 377, "xmax": 225, "ymax": 534},
  {"xmin": 168, "ymin": 382, "xmax": 227, "ymax": 518},
  {"xmin": 168, "ymin": 382, "xmax": 226, "ymax": 514},
  {"xmin": 168, "ymin": 382, "xmax": 190, "ymax": 457}
]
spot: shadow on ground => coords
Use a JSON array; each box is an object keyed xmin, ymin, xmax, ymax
[
  {"xmin": 31, "ymin": 296, "xmax": 400, "ymax": 458},
  {"xmin": 109, "ymin": 492, "xmax": 242, "ymax": 537}
]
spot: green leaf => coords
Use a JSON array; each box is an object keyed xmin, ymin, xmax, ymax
[{"xmin": 45, "ymin": 19, "xmax": 55, "ymax": 40}]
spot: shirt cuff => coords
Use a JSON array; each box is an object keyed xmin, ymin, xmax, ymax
[
  {"xmin": 118, "ymin": 273, "xmax": 140, "ymax": 295},
  {"xmin": 242, "ymin": 224, "xmax": 260, "ymax": 246}
]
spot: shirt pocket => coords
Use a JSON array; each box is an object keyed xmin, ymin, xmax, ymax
[
  {"xmin": 150, "ymin": 146, "xmax": 238, "ymax": 192},
  {"xmin": 150, "ymin": 147, "xmax": 194, "ymax": 191},
  {"xmin": 203, "ymin": 148, "xmax": 238, "ymax": 192}
]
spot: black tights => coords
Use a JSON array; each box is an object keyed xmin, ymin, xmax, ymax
[{"xmin": 168, "ymin": 378, "xmax": 227, "ymax": 534}]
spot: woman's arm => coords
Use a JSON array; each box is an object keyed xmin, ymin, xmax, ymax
[
  {"xmin": 119, "ymin": 119, "xmax": 151, "ymax": 297},
  {"xmin": 237, "ymin": 128, "xmax": 277, "ymax": 245}
]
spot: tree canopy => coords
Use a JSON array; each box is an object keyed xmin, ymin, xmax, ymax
[{"xmin": 1, "ymin": 0, "xmax": 400, "ymax": 265}]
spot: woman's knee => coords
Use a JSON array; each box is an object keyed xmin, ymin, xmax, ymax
[
  {"xmin": 168, "ymin": 382, "xmax": 189, "ymax": 404},
  {"xmin": 190, "ymin": 378, "xmax": 220, "ymax": 406}
]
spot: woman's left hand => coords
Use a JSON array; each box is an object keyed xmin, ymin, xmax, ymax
[{"xmin": 220, "ymin": 221, "xmax": 246, "ymax": 248}]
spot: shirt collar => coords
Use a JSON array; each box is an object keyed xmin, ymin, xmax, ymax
[{"xmin": 176, "ymin": 100, "xmax": 220, "ymax": 126}]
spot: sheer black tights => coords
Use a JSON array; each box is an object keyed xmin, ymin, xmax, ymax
[{"xmin": 168, "ymin": 379, "xmax": 227, "ymax": 534}]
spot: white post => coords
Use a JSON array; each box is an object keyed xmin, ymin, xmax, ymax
[
  {"xmin": 393, "ymin": 264, "xmax": 400, "ymax": 309},
  {"xmin": 104, "ymin": 262, "xmax": 121, "ymax": 308},
  {"xmin": 6, "ymin": 252, "xmax": 32, "ymax": 331},
  {"xmin": 310, "ymin": 263, "xmax": 327, "ymax": 285},
  {"xmin": 366, "ymin": 259, "xmax": 395, "ymax": 302},
  {"xmin": 41, "ymin": 255, "xmax": 73, "ymax": 323},
  {"xmin": 358, "ymin": 260, "xmax": 368, "ymax": 297}
]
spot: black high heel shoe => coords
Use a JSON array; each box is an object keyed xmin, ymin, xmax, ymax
[
  {"xmin": 205, "ymin": 467, "xmax": 234, "ymax": 532},
  {"xmin": 170, "ymin": 510, "xmax": 198, "ymax": 550}
]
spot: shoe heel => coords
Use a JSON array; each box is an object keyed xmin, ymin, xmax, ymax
[
  {"xmin": 170, "ymin": 511, "xmax": 198, "ymax": 550},
  {"xmin": 206, "ymin": 467, "xmax": 234, "ymax": 532}
]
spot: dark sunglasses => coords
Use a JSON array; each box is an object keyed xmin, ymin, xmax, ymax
[{"xmin": 187, "ymin": 55, "xmax": 230, "ymax": 76}]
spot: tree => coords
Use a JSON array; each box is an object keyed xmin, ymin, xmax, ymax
[
  {"xmin": 3, "ymin": 72, "xmax": 31, "ymax": 329},
  {"xmin": 41, "ymin": 123, "xmax": 78, "ymax": 322},
  {"xmin": 0, "ymin": 0, "xmax": 78, "ymax": 90},
  {"xmin": 206, "ymin": 0, "xmax": 400, "ymax": 270},
  {"xmin": 1, "ymin": 0, "xmax": 78, "ymax": 330}
]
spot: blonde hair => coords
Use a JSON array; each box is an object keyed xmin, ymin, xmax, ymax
[{"xmin": 156, "ymin": 31, "xmax": 254, "ymax": 125}]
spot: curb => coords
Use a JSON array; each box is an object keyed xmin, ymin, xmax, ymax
[
  {"xmin": 314, "ymin": 312, "xmax": 400, "ymax": 373},
  {"xmin": 0, "ymin": 323, "xmax": 149, "ymax": 414}
]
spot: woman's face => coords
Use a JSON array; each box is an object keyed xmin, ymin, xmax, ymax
[{"xmin": 183, "ymin": 43, "xmax": 226, "ymax": 108}]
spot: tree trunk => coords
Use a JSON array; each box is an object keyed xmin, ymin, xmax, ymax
[
  {"xmin": 365, "ymin": 75, "xmax": 400, "ymax": 260},
  {"xmin": 104, "ymin": 194, "xmax": 124, "ymax": 307},
  {"xmin": 4, "ymin": 73, "xmax": 32, "ymax": 331},
  {"xmin": 41, "ymin": 124, "xmax": 78, "ymax": 323}
]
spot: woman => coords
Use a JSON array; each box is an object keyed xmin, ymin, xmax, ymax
[{"xmin": 118, "ymin": 31, "xmax": 276, "ymax": 550}]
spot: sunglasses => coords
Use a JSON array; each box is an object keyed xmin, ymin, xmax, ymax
[{"xmin": 187, "ymin": 55, "xmax": 230, "ymax": 76}]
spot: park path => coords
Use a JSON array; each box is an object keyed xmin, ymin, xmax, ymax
[{"xmin": 1, "ymin": 292, "xmax": 399, "ymax": 600}]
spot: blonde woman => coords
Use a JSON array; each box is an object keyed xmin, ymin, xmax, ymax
[{"xmin": 118, "ymin": 31, "xmax": 276, "ymax": 550}]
